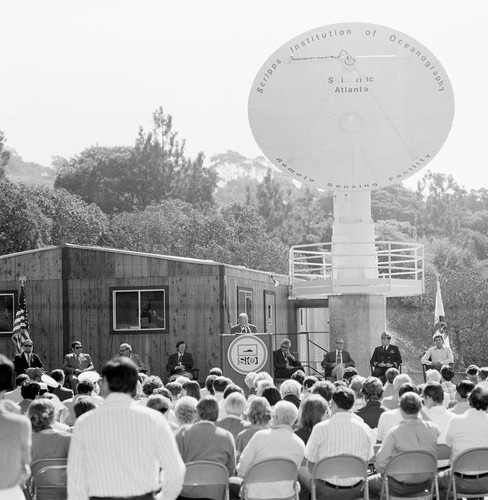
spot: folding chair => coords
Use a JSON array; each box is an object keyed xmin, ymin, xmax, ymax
[
  {"xmin": 26, "ymin": 458, "xmax": 67, "ymax": 500},
  {"xmin": 445, "ymin": 447, "xmax": 488, "ymax": 500},
  {"xmin": 380, "ymin": 451, "xmax": 438, "ymax": 500},
  {"xmin": 241, "ymin": 457, "xmax": 299, "ymax": 500},
  {"xmin": 32, "ymin": 465, "xmax": 67, "ymax": 500},
  {"xmin": 311, "ymin": 454, "xmax": 369, "ymax": 500},
  {"xmin": 183, "ymin": 460, "xmax": 230, "ymax": 500},
  {"xmin": 436, "ymin": 443, "xmax": 451, "ymax": 470}
]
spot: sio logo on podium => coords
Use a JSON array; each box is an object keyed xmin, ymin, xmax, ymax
[{"xmin": 227, "ymin": 335, "xmax": 268, "ymax": 374}]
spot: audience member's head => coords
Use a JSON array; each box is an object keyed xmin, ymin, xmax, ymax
[
  {"xmin": 252, "ymin": 372, "xmax": 273, "ymax": 391},
  {"xmin": 456, "ymin": 380, "xmax": 475, "ymax": 400},
  {"xmin": 204, "ymin": 375, "xmax": 217, "ymax": 396},
  {"xmin": 350, "ymin": 376, "xmax": 366, "ymax": 397},
  {"xmin": 333, "ymin": 380, "xmax": 347, "ymax": 388},
  {"xmin": 273, "ymin": 400, "xmax": 298, "ymax": 427},
  {"xmin": 343, "ymin": 368, "xmax": 359, "ymax": 384},
  {"xmin": 208, "ymin": 367, "xmax": 223, "ymax": 377},
  {"xmin": 361, "ymin": 376, "xmax": 383, "ymax": 401},
  {"xmin": 142, "ymin": 376, "xmax": 164, "ymax": 397},
  {"xmin": 244, "ymin": 372, "xmax": 257, "ymax": 391},
  {"xmin": 399, "ymin": 392, "xmax": 423, "ymax": 416},
  {"xmin": 101, "ymin": 357, "xmax": 139, "ymax": 395},
  {"xmin": 385, "ymin": 367, "xmax": 399, "ymax": 384},
  {"xmin": 298, "ymin": 394, "xmax": 329, "ymax": 431},
  {"xmin": 466, "ymin": 364, "xmax": 479, "ymax": 382},
  {"xmin": 15, "ymin": 373, "xmax": 30, "ymax": 387},
  {"xmin": 73, "ymin": 395, "xmax": 98, "ymax": 419},
  {"xmin": 213, "ymin": 376, "xmax": 230, "ymax": 394},
  {"xmin": 175, "ymin": 396, "xmax": 198, "ymax": 425},
  {"xmin": 332, "ymin": 386, "xmax": 355, "ymax": 411},
  {"xmin": 153, "ymin": 386, "xmax": 173, "ymax": 401},
  {"xmin": 174, "ymin": 376, "xmax": 191, "ymax": 386},
  {"xmin": 224, "ymin": 392, "xmax": 246, "ymax": 417},
  {"xmin": 468, "ymin": 386, "xmax": 488, "ymax": 411},
  {"xmin": 303, "ymin": 376, "xmax": 319, "ymax": 392},
  {"xmin": 0, "ymin": 355, "xmax": 15, "ymax": 393},
  {"xmin": 166, "ymin": 382, "xmax": 183, "ymax": 399},
  {"xmin": 182, "ymin": 380, "xmax": 201, "ymax": 400},
  {"xmin": 196, "ymin": 396, "xmax": 219, "ymax": 422},
  {"xmin": 311, "ymin": 380, "xmax": 335, "ymax": 402},
  {"xmin": 50, "ymin": 369, "xmax": 65, "ymax": 385},
  {"xmin": 290, "ymin": 370, "xmax": 306, "ymax": 385},
  {"xmin": 425, "ymin": 369, "xmax": 441, "ymax": 383},
  {"xmin": 440, "ymin": 365, "xmax": 455, "ymax": 382},
  {"xmin": 77, "ymin": 380, "xmax": 95, "ymax": 396},
  {"xmin": 28, "ymin": 398, "xmax": 55, "ymax": 432},
  {"xmin": 223, "ymin": 384, "xmax": 244, "ymax": 399},
  {"xmin": 147, "ymin": 394, "xmax": 172, "ymax": 416},
  {"xmin": 280, "ymin": 379, "xmax": 301, "ymax": 399},
  {"xmin": 393, "ymin": 374, "xmax": 412, "ymax": 394},
  {"xmin": 422, "ymin": 382, "xmax": 444, "ymax": 406},
  {"xmin": 21, "ymin": 380, "xmax": 41, "ymax": 400},
  {"xmin": 246, "ymin": 397, "xmax": 272, "ymax": 426},
  {"xmin": 478, "ymin": 367, "xmax": 488, "ymax": 382},
  {"xmin": 256, "ymin": 379, "xmax": 274, "ymax": 397},
  {"xmin": 262, "ymin": 386, "xmax": 282, "ymax": 407},
  {"xmin": 398, "ymin": 382, "xmax": 419, "ymax": 398}
]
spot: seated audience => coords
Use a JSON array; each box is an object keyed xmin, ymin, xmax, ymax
[
  {"xmin": 299, "ymin": 386, "xmax": 373, "ymax": 500},
  {"xmin": 280, "ymin": 379, "xmax": 302, "ymax": 409},
  {"xmin": 200, "ymin": 374, "xmax": 217, "ymax": 398},
  {"xmin": 4, "ymin": 374, "xmax": 29, "ymax": 404},
  {"xmin": 310, "ymin": 380, "xmax": 335, "ymax": 403},
  {"xmin": 425, "ymin": 369, "xmax": 450, "ymax": 407},
  {"xmin": 343, "ymin": 367, "xmax": 359, "ymax": 386},
  {"xmin": 217, "ymin": 392, "xmax": 249, "ymax": 439},
  {"xmin": 234, "ymin": 401, "xmax": 305, "ymax": 500},
  {"xmin": 181, "ymin": 379, "xmax": 201, "ymax": 400},
  {"xmin": 208, "ymin": 367, "xmax": 223, "ymax": 377},
  {"xmin": 255, "ymin": 379, "xmax": 274, "ymax": 398},
  {"xmin": 355, "ymin": 376, "xmax": 385, "ymax": 429},
  {"xmin": 19, "ymin": 380, "xmax": 41, "ymax": 415},
  {"xmin": 273, "ymin": 339, "xmax": 303, "ymax": 379},
  {"xmin": 422, "ymin": 382, "xmax": 454, "ymax": 443},
  {"xmin": 440, "ymin": 364, "xmax": 457, "ymax": 407},
  {"xmin": 369, "ymin": 392, "xmax": 440, "ymax": 498},
  {"xmin": 166, "ymin": 381, "xmax": 183, "ymax": 401},
  {"xmin": 291, "ymin": 369, "xmax": 306, "ymax": 386},
  {"xmin": 382, "ymin": 367, "xmax": 399, "ymax": 399},
  {"xmin": 350, "ymin": 376, "xmax": 366, "ymax": 411},
  {"xmin": 176, "ymin": 396, "xmax": 235, "ymax": 500},
  {"xmin": 465, "ymin": 364, "xmax": 479, "ymax": 384},
  {"xmin": 381, "ymin": 373, "xmax": 412, "ymax": 410},
  {"xmin": 450, "ymin": 380, "xmax": 475, "ymax": 414},
  {"xmin": 173, "ymin": 395, "xmax": 198, "ymax": 429},
  {"xmin": 261, "ymin": 386, "xmax": 282, "ymax": 407},
  {"xmin": 302, "ymin": 375, "xmax": 319, "ymax": 397},
  {"xmin": 235, "ymin": 397, "xmax": 272, "ymax": 458},
  {"xmin": 295, "ymin": 394, "xmax": 329, "ymax": 444},
  {"xmin": 477, "ymin": 366, "xmax": 488, "ymax": 388},
  {"xmin": 28, "ymin": 399, "xmax": 71, "ymax": 462},
  {"xmin": 244, "ymin": 371, "xmax": 257, "ymax": 397},
  {"xmin": 50, "ymin": 369, "xmax": 74, "ymax": 402},
  {"xmin": 72, "ymin": 395, "xmax": 98, "ymax": 422},
  {"xmin": 64, "ymin": 380, "xmax": 96, "ymax": 426},
  {"xmin": 0, "ymin": 354, "xmax": 31, "ymax": 500}
]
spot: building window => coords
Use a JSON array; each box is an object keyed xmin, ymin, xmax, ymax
[
  {"xmin": 111, "ymin": 287, "xmax": 169, "ymax": 334},
  {"xmin": 237, "ymin": 287, "xmax": 253, "ymax": 324},
  {"xmin": 0, "ymin": 292, "xmax": 15, "ymax": 334}
]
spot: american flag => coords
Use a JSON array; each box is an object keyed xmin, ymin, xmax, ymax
[
  {"xmin": 11, "ymin": 282, "xmax": 30, "ymax": 355},
  {"xmin": 434, "ymin": 278, "xmax": 449, "ymax": 348}
]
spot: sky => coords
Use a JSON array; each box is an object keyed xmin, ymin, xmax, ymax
[{"xmin": 0, "ymin": 0, "xmax": 486, "ymax": 191}]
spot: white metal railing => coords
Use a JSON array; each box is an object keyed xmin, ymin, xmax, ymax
[{"xmin": 289, "ymin": 241, "xmax": 424, "ymax": 297}]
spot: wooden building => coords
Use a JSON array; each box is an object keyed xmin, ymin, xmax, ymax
[{"xmin": 0, "ymin": 244, "xmax": 295, "ymax": 379}]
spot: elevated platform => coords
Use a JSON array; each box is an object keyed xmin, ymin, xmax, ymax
[{"xmin": 289, "ymin": 241, "xmax": 424, "ymax": 298}]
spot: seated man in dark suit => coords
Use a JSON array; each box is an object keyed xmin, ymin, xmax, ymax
[
  {"xmin": 118, "ymin": 343, "xmax": 147, "ymax": 373},
  {"xmin": 166, "ymin": 340, "xmax": 194, "ymax": 382},
  {"xmin": 50, "ymin": 369, "xmax": 74, "ymax": 402},
  {"xmin": 62, "ymin": 340, "xmax": 95, "ymax": 391},
  {"xmin": 230, "ymin": 313, "xmax": 258, "ymax": 334},
  {"xmin": 370, "ymin": 332, "xmax": 402, "ymax": 383},
  {"xmin": 13, "ymin": 338, "xmax": 45, "ymax": 381},
  {"xmin": 321, "ymin": 337, "xmax": 355, "ymax": 380},
  {"xmin": 273, "ymin": 339, "xmax": 302, "ymax": 379}
]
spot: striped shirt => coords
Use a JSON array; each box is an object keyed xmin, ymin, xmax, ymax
[
  {"xmin": 67, "ymin": 392, "xmax": 185, "ymax": 500},
  {"xmin": 305, "ymin": 411, "xmax": 373, "ymax": 486}
]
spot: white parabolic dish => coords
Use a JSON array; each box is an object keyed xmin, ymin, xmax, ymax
[{"xmin": 248, "ymin": 23, "xmax": 455, "ymax": 191}]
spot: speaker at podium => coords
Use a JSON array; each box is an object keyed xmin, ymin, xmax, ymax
[{"xmin": 220, "ymin": 333, "xmax": 274, "ymax": 389}]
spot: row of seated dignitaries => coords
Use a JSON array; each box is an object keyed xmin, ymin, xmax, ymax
[{"xmin": 3, "ymin": 349, "xmax": 488, "ymax": 500}]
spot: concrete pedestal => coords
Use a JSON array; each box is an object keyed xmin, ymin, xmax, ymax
[{"xmin": 329, "ymin": 294, "xmax": 386, "ymax": 377}]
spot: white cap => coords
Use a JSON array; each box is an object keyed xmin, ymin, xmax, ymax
[{"xmin": 78, "ymin": 371, "xmax": 101, "ymax": 384}]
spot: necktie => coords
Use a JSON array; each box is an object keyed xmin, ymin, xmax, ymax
[
  {"xmin": 27, "ymin": 353, "xmax": 31, "ymax": 367},
  {"xmin": 178, "ymin": 354, "xmax": 182, "ymax": 363},
  {"xmin": 242, "ymin": 326, "xmax": 248, "ymax": 333},
  {"xmin": 337, "ymin": 351, "xmax": 342, "ymax": 364}
]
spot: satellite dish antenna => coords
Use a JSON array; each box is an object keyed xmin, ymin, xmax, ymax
[{"xmin": 249, "ymin": 22, "xmax": 455, "ymax": 191}]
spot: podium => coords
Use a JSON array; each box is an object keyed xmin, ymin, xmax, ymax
[{"xmin": 220, "ymin": 333, "xmax": 274, "ymax": 389}]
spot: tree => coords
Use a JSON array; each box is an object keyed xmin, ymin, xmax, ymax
[{"xmin": 0, "ymin": 131, "xmax": 10, "ymax": 180}]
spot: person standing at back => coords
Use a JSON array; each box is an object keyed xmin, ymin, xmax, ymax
[{"xmin": 68, "ymin": 356, "xmax": 185, "ymax": 500}]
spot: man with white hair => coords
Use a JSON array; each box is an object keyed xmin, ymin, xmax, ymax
[
  {"xmin": 273, "ymin": 339, "xmax": 302, "ymax": 379},
  {"xmin": 381, "ymin": 373, "xmax": 412, "ymax": 410},
  {"xmin": 234, "ymin": 401, "xmax": 305, "ymax": 499},
  {"xmin": 230, "ymin": 313, "xmax": 257, "ymax": 334},
  {"xmin": 217, "ymin": 392, "xmax": 249, "ymax": 439},
  {"xmin": 118, "ymin": 343, "xmax": 147, "ymax": 372},
  {"xmin": 425, "ymin": 369, "xmax": 450, "ymax": 407},
  {"xmin": 280, "ymin": 379, "xmax": 302, "ymax": 408}
]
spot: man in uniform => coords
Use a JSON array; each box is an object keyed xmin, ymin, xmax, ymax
[{"xmin": 370, "ymin": 332, "xmax": 402, "ymax": 383}]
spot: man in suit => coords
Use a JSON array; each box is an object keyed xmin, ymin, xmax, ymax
[
  {"xmin": 370, "ymin": 332, "xmax": 402, "ymax": 383},
  {"xmin": 230, "ymin": 313, "xmax": 258, "ymax": 334},
  {"xmin": 166, "ymin": 340, "xmax": 194, "ymax": 381},
  {"xmin": 273, "ymin": 338, "xmax": 302, "ymax": 379},
  {"xmin": 50, "ymin": 369, "xmax": 74, "ymax": 401},
  {"xmin": 321, "ymin": 338, "xmax": 355, "ymax": 380},
  {"xmin": 118, "ymin": 343, "xmax": 147, "ymax": 373},
  {"xmin": 13, "ymin": 339, "xmax": 45, "ymax": 381},
  {"xmin": 63, "ymin": 340, "xmax": 95, "ymax": 391}
]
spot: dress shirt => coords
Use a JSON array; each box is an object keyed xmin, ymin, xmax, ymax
[
  {"xmin": 376, "ymin": 408, "xmax": 403, "ymax": 442},
  {"xmin": 4, "ymin": 387, "xmax": 23, "ymax": 404},
  {"xmin": 423, "ymin": 405, "xmax": 454, "ymax": 443},
  {"xmin": 421, "ymin": 346, "xmax": 454, "ymax": 366},
  {"xmin": 305, "ymin": 411, "xmax": 373, "ymax": 485},
  {"xmin": 31, "ymin": 429, "xmax": 71, "ymax": 462},
  {"xmin": 375, "ymin": 417, "xmax": 440, "ymax": 481},
  {"xmin": 441, "ymin": 381, "xmax": 457, "ymax": 406},
  {"xmin": 449, "ymin": 401, "xmax": 469, "ymax": 415},
  {"xmin": 67, "ymin": 392, "xmax": 185, "ymax": 500},
  {"xmin": 237, "ymin": 424, "xmax": 304, "ymax": 499},
  {"xmin": 445, "ymin": 408, "xmax": 488, "ymax": 461}
]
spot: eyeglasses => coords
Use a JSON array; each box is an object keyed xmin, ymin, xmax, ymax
[
  {"xmin": 75, "ymin": 346, "xmax": 83, "ymax": 349},
  {"xmin": 23, "ymin": 344, "xmax": 33, "ymax": 348},
  {"xmin": 119, "ymin": 348, "xmax": 129, "ymax": 353}
]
